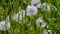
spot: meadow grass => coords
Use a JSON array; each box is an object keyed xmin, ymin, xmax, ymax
[{"xmin": 0, "ymin": 0, "xmax": 60, "ymax": 34}]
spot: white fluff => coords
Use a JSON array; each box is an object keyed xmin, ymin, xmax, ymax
[
  {"xmin": 42, "ymin": 3, "xmax": 50, "ymax": 11},
  {"xmin": 43, "ymin": 29, "xmax": 48, "ymax": 34},
  {"xmin": 43, "ymin": 29, "xmax": 52, "ymax": 34},
  {"xmin": 31, "ymin": 0, "xmax": 41, "ymax": 8},
  {"xmin": 13, "ymin": 10, "xmax": 25, "ymax": 22},
  {"xmin": 48, "ymin": 30, "xmax": 52, "ymax": 34},
  {"xmin": 42, "ymin": 22, "xmax": 46, "ymax": 28},
  {"xmin": 42, "ymin": 2, "xmax": 57, "ymax": 11},
  {"xmin": 36, "ymin": 17, "xmax": 46, "ymax": 27},
  {"xmin": 0, "ymin": 16, "xmax": 10, "ymax": 31},
  {"xmin": 26, "ymin": 5, "xmax": 38, "ymax": 16}
]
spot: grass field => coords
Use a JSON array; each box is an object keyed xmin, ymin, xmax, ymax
[{"xmin": 0, "ymin": 0, "xmax": 60, "ymax": 34}]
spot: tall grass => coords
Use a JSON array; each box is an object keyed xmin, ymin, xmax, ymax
[{"xmin": 0, "ymin": 0, "xmax": 60, "ymax": 34}]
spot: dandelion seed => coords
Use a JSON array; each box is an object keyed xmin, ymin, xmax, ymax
[
  {"xmin": 6, "ymin": 16, "xmax": 10, "ymax": 29},
  {"xmin": 42, "ymin": 22, "xmax": 46, "ymax": 28},
  {"xmin": 0, "ymin": 16, "xmax": 10, "ymax": 31},
  {"xmin": 13, "ymin": 13, "xmax": 18, "ymax": 22},
  {"xmin": 36, "ymin": 17, "xmax": 46, "ymax": 27},
  {"xmin": 19, "ymin": 10, "xmax": 25, "ymax": 21},
  {"xmin": 48, "ymin": 30, "xmax": 52, "ymax": 34},
  {"xmin": 42, "ymin": 3, "xmax": 50, "ymax": 11},
  {"xmin": 31, "ymin": 0, "xmax": 41, "ymax": 8},
  {"xmin": 36, "ymin": 18, "xmax": 43, "ymax": 27},
  {"xmin": 0, "ymin": 21, "xmax": 10, "ymax": 31},
  {"xmin": 6, "ymin": 16, "xmax": 10, "ymax": 22},
  {"xmin": 6, "ymin": 23, "xmax": 10, "ymax": 30},
  {"xmin": 43, "ymin": 29, "xmax": 48, "ymax": 34},
  {"xmin": 0, "ymin": 21, "xmax": 6, "ymax": 30},
  {"xmin": 26, "ymin": 5, "xmax": 38, "ymax": 16},
  {"xmin": 13, "ymin": 10, "xmax": 25, "ymax": 22}
]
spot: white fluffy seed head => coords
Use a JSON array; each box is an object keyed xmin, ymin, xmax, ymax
[
  {"xmin": 6, "ymin": 23, "xmax": 10, "ymax": 29},
  {"xmin": 0, "ymin": 20, "xmax": 10, "ymax": 31},
  {"xmin": 13, "ymin": 10, "xmax": 25, "ymax": 22},
  {"xmin": 31, "ymin": 0, "xmax": 40, "ymax": 5},
  {"xmin": 31, "ymin": 0, "xmax": 41, "ymax": 8},
  {"xmin": 26, "ymin": 5, "xmax": 37, "ymax": 16},
  {"xmin": 36, "ymin": 17, "xmax": 46, "ymax": 27},
  {"xmin": 36, "ymin": 18, "xmax": 43, "ymax": 23},
  {"xmin": 42, "ymin": 22, "xmax": 46, "ymax": 28},
  {"xmin": 48, "ymin": 30, "xmax": 52, "ymax": 34},
  {"xmin": 42, "ymin": 3, "xmax": 50, "ymax": 11},
  {"xmin": 19, "ymin": 10, "xmax": 25, "ymax": 20},
  {"xmin": 36, "ymin": 18, "xmax": 43, "ymax": 27},
  {"xmin": 43, "ymin": 29, "xmax": 48, "ymax": 34},
  {"xmin": 13, "ymin": 13, "xmax": 18, "ymax": 22}
]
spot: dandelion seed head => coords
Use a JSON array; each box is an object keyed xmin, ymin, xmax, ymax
[
  {"xmin": 43, "ymin": 29, "xmax": 48, "ymax": 34},
  {"xmin": 42, "ymin": 22, "xmax": 46, "ymax": 28},
  {"xmin": 31, "ymin": 0, "xmax": 41, "ymax": 8},
  {"xmin": 0, "ymin": 20, "xmax": 10, "ymax": 31},
  {"xmin": 13, "ymin": 10, "xmax": 25, "ymax": 22},
  {"xmin": 36, "ymin": 17, "xmax": 46, "ymax": 27},
  {"xmin": 6, "ymin": 23, "xmax": 10, "ymax": 29},
  {"xmin": 42, "ymin": 3, "xmax": 50, "ymax": 11},
  {"xmin": 48, "ymin": 30, "xmax": 52, "ymax": 34},
  {"xmin": 26, "ymin": 5, "xmax": 37, "ymax": 16}
]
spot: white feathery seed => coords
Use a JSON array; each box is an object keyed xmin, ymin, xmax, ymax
[
  {"xmin": 36, "ymin": 17, "xmax": 46, "ymax": 27},
  {"xmin": 31, "ymin": 0, "xmax": 41, "ymax": 8},
  {"xmin": 26, "ymin": 5, "xmax": 38, "ymax": 16},
  {"xmin": 43, "ymin": 29, "xmax": 48, "ymax": 34},
  {"xmin": 42, "ymin": 3, "xmax": 50, "ymax": 11},
  {"xmin": 13, "ymin": 10, "xmax": 25, "ymax": 22},
  {"xmin": 0, "ymin": 16, "xmax": 10, "ymax": 31}
]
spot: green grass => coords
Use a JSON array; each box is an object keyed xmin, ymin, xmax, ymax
[{"xmin": 0, "ymin": 0, "xmax": 60, "ymax": 34}]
